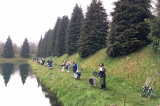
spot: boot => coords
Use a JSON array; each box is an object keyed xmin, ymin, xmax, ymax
[
  {"xmin": 101, "ymin": 85, "xmax": 103, "ymax": 89},
  {"xmin": 103, "ymin": 84, "xmax": 106, "ymax": 90}
]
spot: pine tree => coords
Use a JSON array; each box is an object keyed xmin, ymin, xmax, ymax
[
  {"xmin": 41, "ymin": 34, "xmax": 48, "ymax": 57},
  {"xmin": 19, "ymin": 64, "xmax": 29, "ymax": 84},
  {"xmin": 55, "ymin": 16, "xmax": 69, "ymax": 57},
  {"xmin": 37, "ymin": 36, "xmax": 43, "ymax": 57},
  {"xmin": 20, "ymin": 38, "xmax": 30, "ymax": 58},
  {"xmin": 30, "ymin": 42, "xmax": 38, "ymax": 54},
  {"xmin": 46, "ymin": 29, "xmax": 53, "ymax": 57},
  {"xmin": 107, "ymin": 0, "xmax": 152, "ymax": 57},
  {"xmin": 78, "ymin": 0, "xmax": 109, "ymax": 58},
  {"xmin": 66, "ymin": 4, "xmax": 84, "ymax": 55},
  {"xmin": 148, "ymin": 0, "xmax": 160, "ymax": 54},
  {"xmin": 3, "ymin": 36, "xmax": 14, "ymax": 58},
  {"xmin": 52, "ymin": 17, "xmax": 61, "ymax": 56},
  {"xmin": 40, "ymin": 38, "xmax": 45, "ymax": 57},
  {"xmin": 2, "ymin": 63, "xmax": 13, "ymax": 86},
  {"xmin": 41, "ymin": 30, "xmax": 53, "ymax": 57}
]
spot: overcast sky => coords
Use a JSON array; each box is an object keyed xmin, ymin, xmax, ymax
[{"xmin": 0, "ymin": 0, "xmax": 117, "ymax": 46}]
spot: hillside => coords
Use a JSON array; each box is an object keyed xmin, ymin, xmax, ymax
[{"xmin": 30, "ymin": 45, "xmax": 160, "ymax": 106}]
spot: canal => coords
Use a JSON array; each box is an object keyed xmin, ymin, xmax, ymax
[{"xmin": 0, "ymin": 63, "xmax": 62, "ymax": 106}]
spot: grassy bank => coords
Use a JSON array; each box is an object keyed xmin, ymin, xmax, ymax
[
  {"xmin": 29, "ymin": 45, "xmax": 160, "ymax": 106},
  {"xmin": 0, "ymin": 54, "xmax": 34, "ymax": 63}
]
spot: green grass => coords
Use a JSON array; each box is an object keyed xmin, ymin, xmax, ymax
[
  {"xmin": 29, "ymin": 45, "xmax": 160, "ymax": 106},
  {"xmin": 0, "ymin": 54, "xmax": 35, "ymax": 63}
]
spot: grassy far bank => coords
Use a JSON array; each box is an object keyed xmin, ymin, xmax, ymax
[
  {"xmin": 0, "ymin": 54, "xmax": 35, "ymax": 63},
  {"xmin": 29, "ymin": 45, "xmax": 160, "ymax": 106}
]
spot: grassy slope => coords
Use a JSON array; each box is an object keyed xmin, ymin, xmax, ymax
[{"xmin": 29, "ymin": 45, "xmax": 160, "ymax": 106}]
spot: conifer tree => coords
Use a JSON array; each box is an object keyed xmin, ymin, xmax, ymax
[
  {"xmin": 46, "ymin": 29, "xmax": 53, "ymax": 57},
  {"xmin": 2, "ymin": 63, "xmax": 13, "ymax": 86},
  {"xmin": 55, "ymin": 16, "xmax": 69, "ymax": 57},
  {"xmin": 38, "ymin": 31, "xmax": 52, "ymax": 58},
  {"xmin": 107, "ymin": 0, "xmax": 152, "ymax": 57},
  {"xmin": 66, "ymin": 4, "xmax": 84, "ymax": 55},
  {"xmin": 20, "ymin": 38, "xmax": 30, "ymax": 58},
  {"xmin": 19, "ymin": 64, "xmax": 29, "ymax": 85},
  {"xmin": 41, "ymin": 34, "xmax": 48, "ymax": 57},
  {"xmin": 52, "ymin": 17, "xmax": 61, "ymax": 56},
  {"xmin": 40, "ymin": 38, "xmax": 44, "ymax": 57},
  {"xmin": 3, "ymin": 36, "xmax": 14, "ymax": 58},
  {"xmin": 37, "ymin": 36, "xmax": 43, "ymax": 57},
  {"xmin": 41, "ymin": 30, "xmax": 53, "ymax": 57},
  {"xmin": 148, "ymin": 0, "xmax": 160, "ymax": 54},
  {"xmin": 78, "ymin": 0, "xmax": 109, "ymax": 58}
]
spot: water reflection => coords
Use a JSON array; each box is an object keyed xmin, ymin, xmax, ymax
[
  {"xmin": 19, "ymin": 64, "xmax": 29, "ymax": 84},
  {"xmin": 37, "ymin": 78, "xmax": 62, "ymax": 106},
  {"xmin": 0, "ymin": 63, "xmax": 62, "ymax": 106},
  {"xmin": 2, "ymin": 63, "xmax": 13, "ymax": 86}
]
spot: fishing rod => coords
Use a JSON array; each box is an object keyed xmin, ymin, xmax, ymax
[{"xmin": 80, "ymin": 59, "xmax": 99, "ymax": 75}]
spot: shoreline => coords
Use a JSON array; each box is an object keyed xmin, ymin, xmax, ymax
[
  {"xmin": 29, "ymin": 60, "xmax": 122, "ymax": 106},
  {"xmin": 28, "ymin": 46, "xmax": 160, "ymax": 106},
  {"xmin": 36, "ymin": 77, "xmax": 63, "ymax": 106},
  {"xmin": 0, "ymin": 59, "xmax": 28, "ymax": 63},
  {"xmin": 0, "ymin": 55, "xmax": 32, "ymax": 63}
]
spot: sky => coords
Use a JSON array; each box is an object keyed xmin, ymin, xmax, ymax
[{"xmin": 0, "ymin": 0, "xmax": 117, "ymax": 46}]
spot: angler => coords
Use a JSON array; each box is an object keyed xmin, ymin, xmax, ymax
[{"xmin": 99, "ymin": 63, "xmax": 106, "ymax": 90}]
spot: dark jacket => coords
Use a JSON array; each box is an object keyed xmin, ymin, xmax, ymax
[{"xmin": 72, "ymin": 63, "xmax": 78, "ymax": 73}]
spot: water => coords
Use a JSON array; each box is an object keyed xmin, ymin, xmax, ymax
[{"xmin": 0, "ymin": 63, "xmax": 62, "ymax": 106}]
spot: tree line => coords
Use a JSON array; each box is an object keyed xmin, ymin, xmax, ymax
[
  {"xmin": 0, "ymin": 36, "xmax": 38, "ymax": 58},
  {"xmin": 37, "ymin": 0, "xmax": 160, "ymax": 58}
]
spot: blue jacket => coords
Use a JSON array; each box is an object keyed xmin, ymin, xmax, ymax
[{"xmin": 73, "ymin": 64, "xmax": 78, "ymax": 73}]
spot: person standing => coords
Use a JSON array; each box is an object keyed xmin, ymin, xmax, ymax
[
  {"xmin": 99, "ymin": 63, "xmax": 106, "ymax": 90},
  {"xmin": 37, "ymin": 57, "xmax": 39, "ymax": 63},
  {"xmin": 42, "ymin": 58, "xmax": 45, "ymax": 65},
  {"xmin": 66, "ymin": 59, "xmax": 71, "ymax": 72},
  {"xmin": 47, "ymin": 58, "xmax": 50, "ymax": 67},
  {"xmin": 61, "ymin": 61, "xmax": 65, "ymax": 72},
  {"xmin": 72, "ymin": 61, "xmax": 78, "ymax": 77},
  {"xmin": 49, "ymin": 59, "xmax": 53, "ymax": 68},
  {"xmin": 33, "ymin": 57, "xmax": 35, "ymax": 62}
]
